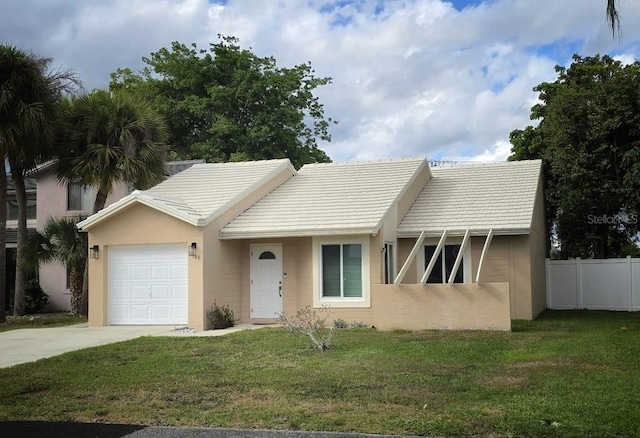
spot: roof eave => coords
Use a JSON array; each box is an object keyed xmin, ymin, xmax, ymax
[
  {"xmin": 219, "ymin": 226, "xmax": 379, "ymax": 240},
  {"xmin": 396, "ymin": 227, "xmax": 532, "ymax": 239},
  {"xmin": 78, "ymin": 195, "xmax": 202, "ymax": 230}
]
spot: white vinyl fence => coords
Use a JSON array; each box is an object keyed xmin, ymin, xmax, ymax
[{"xmin": 546, "ymin": 257, "xmax": 640, "ymax": 311}]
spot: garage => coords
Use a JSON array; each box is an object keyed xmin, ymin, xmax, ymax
[{"xmin": 109, "ymin": 244, "xmax": 188, "ymax": 325}]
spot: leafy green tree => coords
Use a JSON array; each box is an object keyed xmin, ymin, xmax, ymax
[
  {"xmin": 21, "ymin": 217, "xmax": 87, "ymax": 315},
  {"xmin": 509, "ymin": 54, "xmax": 640, "ymax": 259},
  {"xmin": 0, "ymin": 44, "xmax": 79, "ymax": 317},
  {"xmin": 55, "ymin": 89, "xmax": 168, "ymax": 315},
  {"xmin": 110, "ymin": 36, "xmax": 335, "ymax": 168}
]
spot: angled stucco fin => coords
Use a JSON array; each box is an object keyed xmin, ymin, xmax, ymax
[
  {"xmin": 420, "ymin": 230, "xmax": 448, "ymax": 284},
  {"xmin": 475, "ymin": 229, "xmax": 494, "ymax": 286},
  {"xmin": 447, "ymin": 228, "xmax": 470, "ymax": 287},
  {"xmin": 394, "ymin": 231, "xmax": 426, "ymax": 285}
]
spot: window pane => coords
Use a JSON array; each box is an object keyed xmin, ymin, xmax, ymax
[
  {"xmin": 26, "ymin": 199, "xmax": 36, "ymax": 220},
  {"xmin": 68, "ymin": 184, "xmax": 94, "ymax": 211},
  {"xmin": 343, "ymin": 244, "xmax": 362, "ymax": 297},
  {"xmin": 425, "ymin": 245, "xmax": 443, "ymax": 283},
  {"xmin": 68, "ymin": 184, "xmax": 80, "ymax": 210},
  {"xmin": 7, "ymin": 200, "xmax": 18, "ymax": 220},
  {"xmin": 444, "ymin": 244, "xmax": 463, "ymax": 283},
  {"xmin": 322, "ymin": 245, "xmax": 341, "ymax": 297},
  {"xmin": 384, "ymin": 243, "xmax": 394, "ymax": 284},
  {"xmin": 81, "ymin": 186, "xmax": 94, "ymax": 210}
]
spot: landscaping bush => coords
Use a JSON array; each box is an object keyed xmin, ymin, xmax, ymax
[
  {"xmin": 279, "ymin": 306, "xmax": 335, "ymax": 351},
  {"xmin": 333, "ymin": 317, "xmax": 348, "ymax": 329},
  {"xmin": 24, "ymin": 280, "xmax": 49, "ymax": 314},
  {"xmin": 9, "ymin": 281, "xmax": 50, "ymax": 315},
  {"xmin": 207, "ymin": 302, "xmax": 236, "ymax": 329}
]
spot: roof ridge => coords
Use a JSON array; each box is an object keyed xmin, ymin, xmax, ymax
[
  {"xmin": 430, "ymin": 159, "xmax": 541, "ymax": 170},
  {"xmin": 303, "ymin": 157, "xmax": 426, "ymax": 167},
  {"xmin": 191, "ymin": 158, "xmax": 291, "ymax": 168}
]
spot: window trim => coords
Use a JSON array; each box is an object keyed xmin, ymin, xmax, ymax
[
  {"xmin": 417, "ymin": 237, "xmax": 472, "ymax": 284},
  {"xmin": 312, "ymin": 236, "xmax": 370, "ymax": 308}
]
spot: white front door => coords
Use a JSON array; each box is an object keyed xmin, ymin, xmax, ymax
[{"xmin": 250, "ymin": 244, "xmax": 283, "ymax": 319}]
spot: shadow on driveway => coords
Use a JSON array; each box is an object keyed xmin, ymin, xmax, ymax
[{"xmin": 0, "ymin": 421, "xmax": 145, "ymax": 438}]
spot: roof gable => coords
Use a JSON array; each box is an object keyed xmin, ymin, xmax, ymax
[
  {"xmin": 397, "ymin": 160, "xmax": 543, "ymax": 237},
  {"xmin": 220, "ymin": 158, "xmax": 428, "ymax": 239},
  {"xmin": 78, "ymin": 159, "xmax": 295, "ymax": 230}
]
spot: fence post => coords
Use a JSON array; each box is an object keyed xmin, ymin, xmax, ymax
[
  {"xmin": 576, "ymin": 257, "xmax": 583, "ymax": 309},
  {"xmin": 628, "ymin": 256, "xmax": 633, "ymax": 311}
]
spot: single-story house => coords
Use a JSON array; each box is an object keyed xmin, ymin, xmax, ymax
[{"xmin": 78, "ymin": 157, "xmax": 545, "ymax": 331}]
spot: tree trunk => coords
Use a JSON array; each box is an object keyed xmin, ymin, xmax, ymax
[
  {"xmin": 11, "ymin": 166, "xmax": 26, "ymax": 316},
  {"xmin": 69, "ymin": 264, "xmax": 83, "ymax": 315},
  {"xmin": 0, "ymin": 162, "xmax": 7, "ymax": 323},
  {"xmin": 80, "ymin": 188, "xmax": 109, "ymax": 318}
]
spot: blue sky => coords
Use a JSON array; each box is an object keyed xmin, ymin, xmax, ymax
[{"xmin": 2, "ymin": 0, "xmax": 640, "ymax": 163}]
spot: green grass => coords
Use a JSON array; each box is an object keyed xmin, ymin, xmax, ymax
[
  {"xmin": 0, "ymin": 310, "xmax": 639, "ymax": 437},
  {"xmin": 0, "ymin": 312, "xmax": 86, "ymax": 332}
]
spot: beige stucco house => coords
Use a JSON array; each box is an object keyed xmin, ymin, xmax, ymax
[{"xmin": 79, "ymin": 158, "xmax": 546, "ymax": 331}]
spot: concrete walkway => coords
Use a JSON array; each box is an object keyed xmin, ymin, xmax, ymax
[{"xmin": 0, "ymin": 323, "xmax": 269, "ymax": 368}]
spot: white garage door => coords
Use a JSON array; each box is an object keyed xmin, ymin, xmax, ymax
[{"xmin": 109, "ymin": 244, "xmax": 188, "ymax": 325}]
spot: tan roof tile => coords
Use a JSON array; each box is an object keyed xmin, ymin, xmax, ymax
[
  {"xmin": 397, "ymin": 160, "xmax": 542, "ymax": 237},
  {"xmin": 220, "ymin": 158, "xmax": 428, "ymax": 238}
]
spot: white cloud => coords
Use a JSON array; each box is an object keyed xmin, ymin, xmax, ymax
[{"xmin": 1, "ymin": 0, "xmax": 640, "ymax": 163}]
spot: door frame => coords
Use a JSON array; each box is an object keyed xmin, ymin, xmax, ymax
[{"xmin": 250, "ymin": 243, "xmax": 283, "ymax": 319}]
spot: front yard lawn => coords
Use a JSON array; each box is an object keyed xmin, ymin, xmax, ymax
[
  {"xmin": 0, "ymin": 310, "xmax": 638, "ymax": 437},
  {"xmin": 0, "ymin": 313, "xmax": 86, "ymax": 332}
]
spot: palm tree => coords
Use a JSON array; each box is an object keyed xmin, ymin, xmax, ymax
[
  {"xmin": 55, "ymin": 89, "xmax": 168, "ymax": 315},
  {"xmin": 21, "ymin": 217, "xmax": 87, "ymax": 315},
  {"xmin": 607, "ymin": 0, "xmax": 621, "ymax": 36},
  {"xmin": 56, "ymin": 89, "xmax": 168, "ymax": 213},
  {"xmin": 0, "ymin": 44, "xmax": 80, "ymax": 316}
]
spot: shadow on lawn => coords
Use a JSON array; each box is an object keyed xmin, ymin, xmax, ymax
[{"xmin": 0, "ymin": 421, "xmax": 145, "ymax": 438}]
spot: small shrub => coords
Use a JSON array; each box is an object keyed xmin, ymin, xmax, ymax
[
  {"xmin": 333, "ymin": 318, "xmax": 348, "ymax": 329},
  {"xmin": 279, "ymin": 306, "xmax": 335, "ymax": 352},
  {"xmin": 207, "ymin": 302, "xmax": 235, "ymax": 329},
  {"xmin": 25, "ymin": 280, "xmax": 49, "ymax": 314},
  {"xmin": 349, "ymin": 321, "xmax": 370, "ymax": 329}
]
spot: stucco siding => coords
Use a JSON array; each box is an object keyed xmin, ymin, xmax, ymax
[
  {"xmin": 370, "ymin": 283, "xmax": 511, "ymax": 331},
  {"xmin": 397, "ymin": 238, "xmax": 418, "ymax": 284},
  {"xmin": 471, "ymin": 236, "xmax": 510, "ymax": 283},
  {"xmin": 529, "ymin": 175, "xmax": 547, "ymax": 318}
]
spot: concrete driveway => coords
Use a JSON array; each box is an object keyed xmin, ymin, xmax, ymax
[{"xmin": 0, "ymin": 323, "xmax": 267, "ymax": 368}]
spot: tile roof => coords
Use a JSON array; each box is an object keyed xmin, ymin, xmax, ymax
[
  {"xmin": 397, "ymin": 160, "xmax": 542, "ymax": 237},
  {"xmin": 220, "ymin": 158, "xmax": 428, "ymax": 239},
  {"xmin": 78, "ymin": 159, "xmax": 295, "ymax": 229}
]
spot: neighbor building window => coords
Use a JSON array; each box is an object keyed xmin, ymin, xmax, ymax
[
  {"xmin": 67, "ymin": 184, "xmax": 94, "ymax": 211},
  {"xmin": 424, "ymin": 244, "xmax": 463, "ymax": 283},
  {"xmin": 321, "ymin": 243, "xmax": 362, "ymax": 298},
  {"xmin": 7, "ymin": 195, "xmax": 36, "ymax": 220}
]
